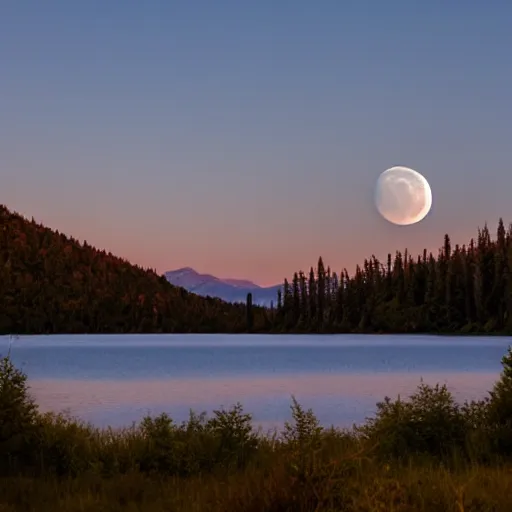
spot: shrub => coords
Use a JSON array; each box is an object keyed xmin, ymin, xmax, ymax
[
  {"xmin": 0, "ymin": 355, "xmax": 39, "ymax": 474},
  {"xmin": 137, "ymin": 412, "xmax": 180, "ymax": 475},
  {"xmin": 3, "ymin": 345, "xmax": 512, "ymax": 490},
  {"xmin": 360, "ymin": 380, "xmax": 468, "ymax": 461},
  {"xmin": 132, "ymin": 405, "xmax": 259, "ymax": 476},
  {"xmin": 282, "ymin": 396, "xmax": 323, "ymax": 449},
  {"xmin": 33, "ymin": 412, "xmax": 100, "ymax": 477},
  {"xmin": 485, "ymin": 346, "xmax": 512, "ymax": 456},
  {"xmin": 205, "ymin": 402, "xmax": 258, "ymax": 469},
  {"xmin": 459, "ymin": 398, "xmax": 492, "ymax": 463}
]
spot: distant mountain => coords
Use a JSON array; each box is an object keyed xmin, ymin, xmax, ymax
[
  {"xmin": 164, "ymin": 267, "xmax": 281, "ymax": 307},
  {"xmin": 222, "ymin": 278, "xmax": 259, "ymax": 288},
  {"xmin": 0, "ymin": 205, "xmax": 254, "ymax": 335}
]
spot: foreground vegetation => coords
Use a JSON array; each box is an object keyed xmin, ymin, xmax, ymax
[{"xmin": 2, "ymin": 349, "xmax": 512, "ymax": 510}]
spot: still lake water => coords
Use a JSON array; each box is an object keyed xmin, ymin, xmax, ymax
[{"xmin": 0, "ymin": 334, "xmax": 510, "ymax": 430}]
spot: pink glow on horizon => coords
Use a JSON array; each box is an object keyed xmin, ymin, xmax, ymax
[
  {"xmin": 3, "ymin": 200, "xmax": 492, "ymax": 288},
  {"xmin": 30, "ymin": 372, "xmax": 497, "ymax": 425},
  {"xmin": 2, "ymin": 1, "xmax": 512, "ymax": 294}
]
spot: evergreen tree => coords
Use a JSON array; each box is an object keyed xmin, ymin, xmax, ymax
[
  {"xmin": 298, "ymin": 271, "xmax": 308, "ymax": 329},
  {"xmin": 317, "ymin": 257, "xmax": 326, "ymax": 329},
  {"xmin": 0, "ymin": 205, "xmax": 266, "ymax": 335},
  {"xmin": 275, "ymin": 219, "xmax": 512, "ymax": 335},
  {"xmin": 246, "ymin": 293, "xmax": 253, "ymax": 332},
  {"xmin": 291, "ymin": 273, "xmax": 301, "ymax": 326},
  {"xmin": 308, "ymin": 268, "xmax": 317, "ymax": 327}
]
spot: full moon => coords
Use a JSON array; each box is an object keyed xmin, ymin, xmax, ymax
[{"xmin": 374, "ymin": 166, "xmax": 432, "ymax": 226}]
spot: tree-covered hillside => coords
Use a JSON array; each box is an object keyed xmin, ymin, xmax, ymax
[
  {"xmin": 0, "ymin": 205, "xmax": 270, "ymax": 334},
  {"xmin": 275, "ymin": 220, "xmax": 512, "ymax": 334},
  {"xmin": 3, "ymin": 203, "xmax": 512, "ymax": 336}
]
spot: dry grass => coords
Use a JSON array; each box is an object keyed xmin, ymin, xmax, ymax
[{"xmin": 1, "ymin": 461, "xmax": 511, "ymax": 511}]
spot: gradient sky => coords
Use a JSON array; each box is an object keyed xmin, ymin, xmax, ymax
[{"xmin": 2, "ymin": 1, "xmax": 512, "ymax": 286}]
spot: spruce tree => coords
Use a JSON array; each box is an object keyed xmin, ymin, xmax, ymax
[
  {"xmin": 246, "ymin": 293, "xmax": 253, "ymax": 332},
  {"xmin": 317, "ymin": 257, "xmax": 326, "ymax": 329}
]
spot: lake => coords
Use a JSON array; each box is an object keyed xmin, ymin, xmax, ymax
[{"xmin": 0, "ymin": 334, "xmax": 510, "ymax": 431}]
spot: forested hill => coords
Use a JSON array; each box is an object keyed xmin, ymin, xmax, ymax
[
  {"xmin": 3, "ymin": 203, "xmax": 512, "ymax": 336},
  {"xmin": 0, "ymin": 205, "xmax": 265, "ymax": 335},
  {"xmin": 275, "ymin": 219, "xmax": 512, "ymax": 335}
]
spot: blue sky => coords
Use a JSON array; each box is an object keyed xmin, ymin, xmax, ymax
[{"xmin": 2, "ymin": 1, "xmax": 511, "ymax": 284}]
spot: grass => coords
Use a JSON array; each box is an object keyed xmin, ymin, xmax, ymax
[
  {"xmin": 2, "ymin": 464, "xmax": 512, "ymax": 512},
  {"xmin": 1, "ymin": 348, "xmax": 512, "ymax": 511}
]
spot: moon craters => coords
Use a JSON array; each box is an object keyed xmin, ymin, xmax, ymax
[{"xmin": 375, "ymin": 166, "xmax": 432, "ymax": 226}]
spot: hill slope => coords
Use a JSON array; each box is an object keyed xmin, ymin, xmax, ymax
[
  {"xmin": 165, "ymin": 267, "xmax": 281, "ymax": 306},
  {"xmin": 0, "ymin": 205, "xmax": 265, "ymax": 335}
]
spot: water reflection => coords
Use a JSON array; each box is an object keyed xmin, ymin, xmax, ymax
[{"xmin": 30, "ymin": 372, "xmax": 498, "ymax": 429}]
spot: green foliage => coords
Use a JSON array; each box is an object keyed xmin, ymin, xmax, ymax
[
  {"xmin": 0, "ymin": 355, "xmax": 39, "ymax": 473},
  {"xmin": 283, "ymin": 396, "xmax": 323, "ymax": 450},
  {"xmin": 1, "ymin": 353, "xmax": 512, "ymax": 509},
  {"xmin": 135, "ymin": 405, "xmax": 257, "ymax": 475},
  {"xmin": 138, "ymin": 413, "xmax": 178, "ymax": 474},
  {"xmin": 485, "ymin": 346, "xmax": 512, "ymax": 454},
  {"xmin": 206, "ymin": 403, "xmax": 258, "ymax": 469},
  {"xmin": 34, "ymin": 412, "xmax": 100, "ymax": 477},
  {"xmin": 360, "ymin": 381, "xmax": 469, "ymax": 461}
]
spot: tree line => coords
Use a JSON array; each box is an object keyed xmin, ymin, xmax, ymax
[
  {"xmin": 3, "ymin": 203, "xmax": 512, "ymax": 335},
  {"xmin": 273, "ymin": 219, "xmax": 512, "ymax": 334},
  {"xmin": 0, "ymin": 205, "xmax": 271, "ymax": 334}
]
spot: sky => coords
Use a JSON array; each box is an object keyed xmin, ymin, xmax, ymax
[{"xmin": 2, "ymin": 1, "xmax": 512, "ymax": 286}]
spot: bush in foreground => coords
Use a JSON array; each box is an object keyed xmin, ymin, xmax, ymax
[
  {"xmin": 1, "ymin": 347, "xmax": 512, "ymax": 510},
  {"xmin": 0, "ymin": 355, "xmax": 39, "ymax": 473}
]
